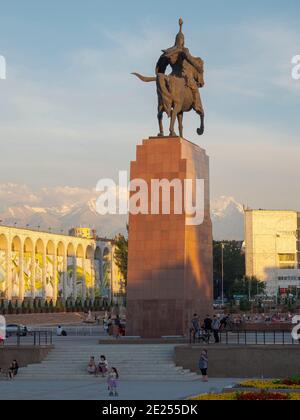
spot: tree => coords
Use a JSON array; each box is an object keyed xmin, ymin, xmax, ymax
[
  {"xmin": 213, "ymin": 241, "xmax": 245, "ymax": 299},
  {"xmin": 114, "ymin": 233, "xmax": 128, "ymax": 288},
  {"xmin": 229, "ymin": 276, "xmax": 265, "ymax": 299}
]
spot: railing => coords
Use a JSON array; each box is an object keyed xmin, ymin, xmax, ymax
[
  {"xmin": 1, "ymin": 330, "xmax": 53, "ymax": 347},
  {"xmin": 32, "ymin": 326, "xmax": 103, "ymax": 336},
  {"xmin": 189, "ymin": 329, "xmax": 300, "ymax": 346}
]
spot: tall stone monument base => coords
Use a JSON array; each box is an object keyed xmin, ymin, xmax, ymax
[{"xmin": 126, "ymin": 137, "xmax": 213, "ymax": 338}]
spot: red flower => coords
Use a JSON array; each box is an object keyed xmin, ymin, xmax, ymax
[
  {"xmin": 282, "ymin": 379, "xmax": 300, "ymax": 386},
  {"xmin": 237, "ymin": 392, "xmax": 290, "ymax": 401}
]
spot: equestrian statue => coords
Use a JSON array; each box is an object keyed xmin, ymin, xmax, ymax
[{"xmin": 132, "ymin": 18, "xmax": 205, "ymax": 138}]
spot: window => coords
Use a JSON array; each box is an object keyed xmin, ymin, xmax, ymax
[
  {"xmin": 278, "ymin": 276, "xmax": 300, "ymax": 282},
  {"xmin": 278, "ymin": 254, "xmax": 295, "ymax": 262},
  {"xmin": 278, "ymin": 254, "xmax": 296, "ymax": 269}
]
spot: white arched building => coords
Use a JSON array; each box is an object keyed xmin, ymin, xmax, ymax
[{"xmin": 0, "ymin": 225, "xmax": 119, "ymax": 304}]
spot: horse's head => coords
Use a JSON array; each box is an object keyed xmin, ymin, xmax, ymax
[
  {"xmin": 194, "ymin": 58, "xmax": 204, "ymax": 88},
  {"xmin": 183, "ymin": 57, "xmax": 205, "ymax": 88}
]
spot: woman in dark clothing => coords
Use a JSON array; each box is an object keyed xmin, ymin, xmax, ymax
[
  {"xmin": 8, "ymin": 360, "xmax": 19, "ymax": 379},
  {"xmin": 199, "ymin": 350, "xmax": 208, "ymax": 382}
]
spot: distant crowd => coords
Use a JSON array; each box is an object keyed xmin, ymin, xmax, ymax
[
  {"xmin": 190, "ymin": 311, "xmax": 296, "ymax": 343},
  {"xmin": 229, "ymin": 312, "xmax": 295, "ymax": 324}
]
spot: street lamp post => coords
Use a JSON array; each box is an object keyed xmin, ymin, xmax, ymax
[
  {"xmin": 221, "ymin": 242, "xmax": 225, "ymax": 307},
  {"xmin": 248, "ymin": 277, "xmax": 251, "ymax": 301}
]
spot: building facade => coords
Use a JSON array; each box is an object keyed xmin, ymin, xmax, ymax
[
  {"xmin": 245, "ymin": 209, "xmax": 300, "ymax": 296},
  {"xmin": 0, "ymin": 225, "xmax": 123, "ymax": 304}
]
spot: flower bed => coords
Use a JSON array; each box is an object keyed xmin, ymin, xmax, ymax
[
  {"xmin": 191, "ymin": 391, "xmax": 300, "ymax": 401},
  {"xmin": 238, "ymin": 392, "xmax": 289, "ymax": 401},
  {"xmin": 239, "ymin": 377, "xmax": 300, "ymax": 390}
]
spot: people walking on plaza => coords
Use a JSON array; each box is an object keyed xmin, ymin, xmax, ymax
[
  {"xmin": 113, "ymin": 315, "xmax": 121, "ymax": 339},
  {"xmin": 87, "ymin": 356, "xmax": 97, "ymax": 375},
  {"xmin": 204, "ymin": 315, "xmax": 213, "ymax": 332},
  {"xmin": 98, "ymin": 355, "xmax": 109, "ymax": 377},
  {"xmin": 107, "ymin": 367, "xmax": 119, "ymax": 397},
  {"xmin": 108, "ymin": 316, "xmax": 114, "ymax": 336},
  {"xmin": 8, "ymin": 360, "xmax": 19, "ymax": 380},
  {"xmin": 199, "ymin": 350, "xmax": 209, "ymax": 382},
  {"xmin": 103, "ymin": 313, "xmax": 109, "ymax": 335},
  {"xmin": 220, "ymin": 315, "xmax": 229, "ymax": 331},
  {"xmin": 212, "ymin": 315, "xmax": 221, "ymax": 344},
  {"xmin": 191, "ymin": 313, "xmax": 201, "ymax": 340}
]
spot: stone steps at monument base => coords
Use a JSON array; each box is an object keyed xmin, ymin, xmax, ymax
[
  {"xmin": 19, "ymin": 369, "xmax": 199, "ymax": 380},
  {"xmin": 20, "ymin": 367, "xmax": 190, "ymax": 374},
  {"xmin": 19, "ymin": 371, "xmax": 195, "ymax": 375},
  {"xmin": 48, "ymin": 347, "xmax": 176, "ymax": 352},
  {"xmin": 20, "ymin": 361, "xmax": 186, "ymax": 369},
  {"xmin": 37, "ymin": 357, "xmax": 174, "ymax": 360},
  {"xmin": 17, "ymin": 344, "xmax": 199, "ymax": 381},
  {"xmin": 42, "ymin": 361, "xmax": 176, "ymax": 367},
  {"xmin": 18, "ymin": 370, "xmax": 199, "ymax": 380},
  {"xmin": 17, "ymin": 375, "xmax": 199, "ymax": 381}
]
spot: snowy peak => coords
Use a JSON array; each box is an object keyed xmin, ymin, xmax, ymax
[
  {"xmin": 0, "ymin": 183, "xmax": 245, "ymax": 240},
  {"xmin": 211, "ymin": 196, "xmax": 244, "ymax": 241},
  {"xmin": 211, "ymin": 196, "xmax": 244, "ymax": 218}
]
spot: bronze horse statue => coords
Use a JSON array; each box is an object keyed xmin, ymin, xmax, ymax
[{"xmin": 132, "ymin": 24, "xmax": 205, "ymax": 139}]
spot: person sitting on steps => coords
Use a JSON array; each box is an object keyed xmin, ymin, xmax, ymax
[{"xmin": 87, "ymin": 356, "xmax": 97, "ymax": 375}]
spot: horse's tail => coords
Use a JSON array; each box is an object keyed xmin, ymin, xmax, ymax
[{"xmin": 131, "ymin": 72, "xmax": 156, "ymax": 83}]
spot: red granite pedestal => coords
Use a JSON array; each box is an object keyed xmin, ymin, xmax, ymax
[{"xmin": 126, "ymin": 136, "xmax": 213, "ymax": 338}]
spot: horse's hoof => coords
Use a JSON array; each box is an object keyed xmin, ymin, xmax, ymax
[
  {"xmin": 197, "ymin": 128, "xmax": 204, "ymax": 136},
  {"xmin": 157, "ymin": 132, "xmax": 164, "ymax": 137},
  {"xmin": 169, "ymin": 131, "xmax": 177, "ymax": 137}
]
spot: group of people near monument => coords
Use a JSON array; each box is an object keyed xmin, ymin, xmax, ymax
[
  {"xmin": 191, "ymin": 313, "xmax": 228, "ymax": 344},
  {"xmin": 87, "ymin": 355, "xmax": 119, "ymax": 397},
  {"xmin": 103, "ymin": 313, "xmax": 125, "ymax": 338}
]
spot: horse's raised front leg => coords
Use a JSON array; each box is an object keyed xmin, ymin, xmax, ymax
[{"xmin": 196, "ymin": 111, "xmax": 205, "ymax": 136}]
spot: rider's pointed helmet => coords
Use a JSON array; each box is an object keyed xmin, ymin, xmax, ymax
[
  {"xmin": 175, "ymin": 18, "xmax": 185, "ymax": 48},
  {"xmin": 162, "ymin": 18, "xmax": 185, "ymax": 57}
]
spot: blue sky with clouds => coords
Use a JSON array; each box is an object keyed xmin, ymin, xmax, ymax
[{"xmin": 0, "ymin": 0, "xmax": 299, "ymax": 209}]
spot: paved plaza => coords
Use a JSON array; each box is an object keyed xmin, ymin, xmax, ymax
[
  {"xmin": 2, "ymin": 328, "xmax": 294, "ymax": 399},
  {"xmin": 0, "ymin": 378, "xmax": 238, "ymax": 400},
  {"xmin": 0, "ymin": 335, "xmax": 240, "ymax": 400}
]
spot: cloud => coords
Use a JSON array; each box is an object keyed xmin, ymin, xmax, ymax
[
  {"xmin": 0, "ymin": 183, "xmax": 39, "ymax": 210},
  {"xmin": 0, "ymin": 183, "xmax": 94, "ymax": 209},
  {"xmin": 0, "ymin": 17, "xmax": 299, "ymax": 213},
  {"xmin": 205, "ymin": 20, "xmax": 300, "ymax": 101},
  {"xmin": 206, "ymin": 119, "xmax": 300, "ymax": 211}
]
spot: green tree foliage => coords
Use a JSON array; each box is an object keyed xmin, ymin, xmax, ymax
[
  {"xmin": 114, "ymin": 233, "xmax": 128, "ymax": 286},
  {"xmin": 229, "ymin": 276, "xmax": 265, "ymax": 298},
  {"xmin": 213, "ymin": 241, "xmax": 245, "ymax": 299}
]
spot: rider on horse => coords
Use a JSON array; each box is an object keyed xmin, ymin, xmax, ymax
[
  {"xmin": 132, "ymin": 19, "xmax": 205, "ymax": 137},
  {"xmin": 155, "ymin": 18, "xmax": 204, "ymax": 118}
]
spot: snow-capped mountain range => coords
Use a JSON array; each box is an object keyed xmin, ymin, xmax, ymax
[
  {"xmin": 0, "ymin": 184, "xmax": 244, "ymax": 240},
  {"xmin": 211, "ymin": 196, "xmax": 244, "ymax": 240}
]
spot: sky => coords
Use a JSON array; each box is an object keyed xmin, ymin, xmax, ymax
[{"xmin": 0, "ymin": 0, "xmax": 299, "ymax": 211}]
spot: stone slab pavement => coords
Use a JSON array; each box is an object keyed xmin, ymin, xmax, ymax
[{"xmin": 0, "ymin": 378, "xmax": 239, "ymax": 400}]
